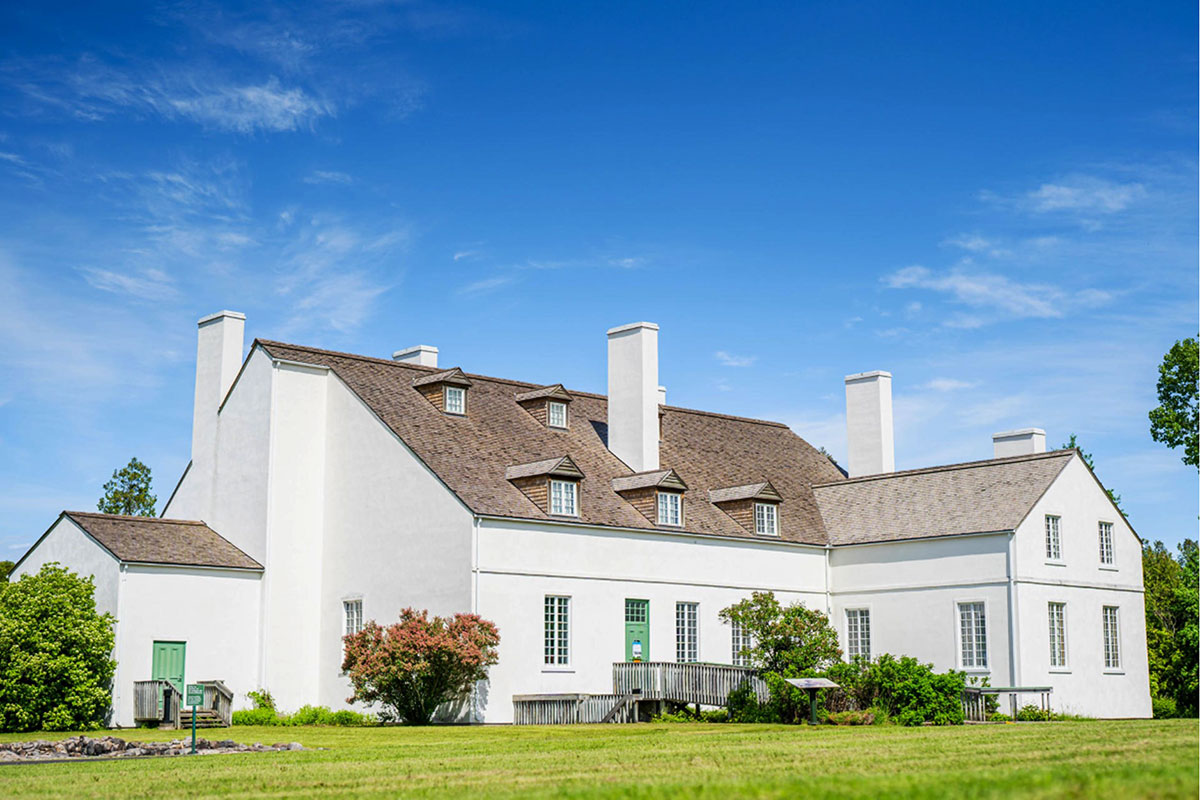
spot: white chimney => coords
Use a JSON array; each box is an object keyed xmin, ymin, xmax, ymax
[
  {"xmin": 393, "ymin": 345, "xmax": 438, "ymax": 368},
  {"xmin": 845, "ymin": 370, "xmax": 895, "ymax": 477},
  {"xmin": 607, "ymin": 322, "xmax": 660, "ymax": 472},
  {"xmin": 191, "ymin": 311, "xmax": 245, "ymax": 497},
  {"xmin": 992, "ymin": 428, "xmax": 1046, "ymax": 458},
  {"xmin": 657, "ymin": 385, "xmax": 667, "ymax": 406}
]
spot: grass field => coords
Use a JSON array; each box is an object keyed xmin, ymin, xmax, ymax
[{"xmin": 0, "ymin": 719, "xmax": 1195, "ymax": 799}]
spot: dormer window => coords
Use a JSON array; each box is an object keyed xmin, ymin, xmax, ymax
[
  {"xmin": 515, "ymin": 384, "xmax": 573, "ymax": 430},
  {"xmin": 657, "ymin": 491, "xmax": 682, "ymax": 526},
  {"xmin": 550, "ymin": 479, "xmax": 578, "ymax": 516},
  {"xmin": 445, "ymin": 386, "xmax": 466, "ymax": 415},
  {"xmin": 754, "ymin": 502, "xmax": 778, "ymax": 536},
  {"xmin": 412, "ymin": 368, "xmax": 472, "ymax": 416}
]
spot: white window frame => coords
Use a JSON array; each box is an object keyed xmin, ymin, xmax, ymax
[
  {"xmin": 1044, "ymin": 514, "xmax": 1062, "ymax": 563},
  {"xmin": 754, "ymin": 502, "xmax": 778, "ymax": 536},
  {"xmin": 1048, "ymin": 601, "xmax": 1068, "ymax": 670},
  {"xmin": 547, "ymin": 401, "xmax": 568, "ymax": 429},
  {"xmin": 1098, "ymin": 521, "xmax": 1114, "ymax": 567},
  {"xmin": 657, "ymin": 491, "xmax": 682, "ymax": 527},
  {"xmin": 730, "ymin": 617, "xmax": 753, "ymax": 667},
  {"xmin": 957, "ymin": 600, "xmax": 989, "ymax": 671},
  {"xmin": 444, "ymin": 385, "xmax": 466, "ymax": 415},
  {"xmin": 846, "ymin": 608, "xmax": 871, "ymax": 661},
  {"xmin": 676, "ymin": 601, "xmax": 699, "ymax": 663},
  {"xmin": 343, "ymin": 598, "xmax": 363, "ymax": 637},
  {"xmin": 1102, "ymin": 605, "xmax": 1121, "ymax": 671},
  {"xmin": 549, "ymin": 479, "xmax": 578, "ymax": 517},
  {"xmin": 544, "ymin": 595, "xmax": 571, "ymax": 668}
]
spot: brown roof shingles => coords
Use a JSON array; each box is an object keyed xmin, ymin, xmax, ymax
[
  {"xmin": 65, "ymin": 512, "xmax": 262, "ymax": 570},
  {"xmin": 812, "ymin": 450, "xmax": 1074, "ymax": 545},
  {"xmin": 258, "ymin": 340, "xmax": 844, "ymax": 545}
]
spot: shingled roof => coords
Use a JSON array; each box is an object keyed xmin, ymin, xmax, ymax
[
  {"xmin": 63, "ymin": 512, "xmax": 262, "ymax": 570},
  {"xmin": 812, "ymin": 450, "xmax": 1075, "ymax": 546},
  {"xmin": 257, "ymin": 340, "xmax": 844, "ymax": 545}
]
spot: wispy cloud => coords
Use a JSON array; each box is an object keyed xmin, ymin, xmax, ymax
[
  {"xmin": 714, "ymin": 350, "xmax": 757, "ymax": 368},
  {"xmin": 453, "ymin": 249, "xmax": 482, "ymax": 262},
  {"xmin": 1026, "ymin": 177, "xmax": 1146, "ymax": 213},
  {"xmin": 303, "ymin": 170, "xmax": 353, "ymax": 185},
  {"xmin": 79, "ymin": 266, "xmax": 177, "ymax": 301},
  {"xmin": 458, "ymin": 275, "xmax": 514, "ymax": 296},
  {"xmin": 883, "ymin": 265, "xmax": 1111, "ymax": 321},
  {"xmin": 921, "ymin": 378, "xmax": 979, "ymax": 392}
]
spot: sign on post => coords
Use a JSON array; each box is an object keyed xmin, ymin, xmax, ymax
[{"xmin": 185, "ymin": 684, "xmax": 204, "ymax": 754}]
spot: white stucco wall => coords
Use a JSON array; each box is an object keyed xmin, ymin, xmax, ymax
[
  {"xmin": 315, "ymin": 374, "xmax": 474, "ymax": 713},
  {"xmin": 13, "ymin": 516, "xmax": 121, "ymax": 616},
  {"xmin": 829, "ymin": 534, "xmax": 1015, "ymax": 683},
  {"xmin": 111, "ymin": 565, "xmax": 262, "ymax": 727},
  {"xmin": 1012, "ymin": 454, "xmax": 1150, "ymax": 717},
  {"xmin": 475, "ymin": 518, "xmax": 828, "ymax": 723}
]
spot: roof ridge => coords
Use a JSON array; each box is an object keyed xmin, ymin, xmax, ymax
[
  {"xmin": 66, "ymin": 511, "xmax": 205, "ymax": 525},
  {"xmin": 256, "ymin": 339, "xmax": 791, "ymax": 429},
  {"xmin": 812, "ymin": 449, "xmax": 1075, "ymax": 488}
]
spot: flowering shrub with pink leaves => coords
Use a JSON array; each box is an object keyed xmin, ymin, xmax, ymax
[{"xmin": 341, "ymin": 608, "xmax": 500, "ymax": 725}]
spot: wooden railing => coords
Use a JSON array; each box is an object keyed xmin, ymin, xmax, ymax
[
  {"xmin": 512, "ymin": 693, "xmax": 637, "ymax": 725},
  {"xmin": 612, "ymin": 662, "xmax": 768, "ymax": 707},
  {"xmin": 133, "ymin": 680, "xmax": 181, "ymax": 728},
  {"xmin": 198, "ymin": 680, "xmax": 234, "ymax": 726}
]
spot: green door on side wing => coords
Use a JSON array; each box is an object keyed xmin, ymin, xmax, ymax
[
  {"xmin": 625, "ymin": 599, "xmax": 649, "ymax": 662},
  {"xmin": 151, "ymin": 640, "xmax": 186, "ymax": 696}
]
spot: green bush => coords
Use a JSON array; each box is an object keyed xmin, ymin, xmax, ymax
[
  {"xmin": 232, "ymin": 702, "xmax": 374, "ymax": 727},
  {"xmin": 231, "ymin": 708, "xmax": 278, "ymax": 726},
  {"xmin": 0, "ymin": 564, "xmax": 117, "ymax": 732},
  {"xmin": 822, "ymin": 654, "xmax": 965, "ymax": 726},
  {"xmin": 1015, "ymin": 704, "xmax": 1052, "ymax": 722},
  {"xmin": 246, "ymin": 689, "xmax": 276, "ymax": 711},
  {"xmin": 988, "ymin": 711, "xmax": 1011, "ymax": 722},
  {"xmin": 1152, "ymin": 695, "xmax": 1178, "ymax": 719},
  {"xmin": 825, "ymin": 709, "xmax": 875, "ymax": 725}
]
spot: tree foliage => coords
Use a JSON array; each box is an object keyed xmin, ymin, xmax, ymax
[
  {"xmin": 0, "ymin": 563, "xmax": 117, "ymax": 731},
  {"xmin": 0, "ymin": 561, "xmax": 13, "ymax": 582},
  {"xmin": 1148, "ymin": 336, "xmax": 1198, "ymax": 468},
  {"xmin": 1060, "ymin": 434, "xmax": 1123, "ymax": 514},
  {"xmin": 97, "ymin": 457, "xmax": 157, "ymax": 517},
  {"xmin": 342, "ymin": 608, "xmax": 500, "ymax": 725},
  {"xmin": 1143, "ymin": 539, "xmax": 1199, "ymax": 716}
]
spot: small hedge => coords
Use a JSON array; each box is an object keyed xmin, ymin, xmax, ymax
[{"xmin": 232, "ymin": 701, "xmax": 375, "ymax": 727}]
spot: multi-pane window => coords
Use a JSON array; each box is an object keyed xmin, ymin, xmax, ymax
[
  {"xmin": 1102, "ymin": 606, "xmax": 1121, "ymax": 669},
  {"xmin": 444, "ymin": 386, "xmax": 466, "ymax": 415},
  {"xmin": 731, "ymin": 618, "xmax": 752, "ymax": 667},
  {"xmin": 550, "ymin": 480, "xmax": 578, "ymax": 516},
  {"xmin": 1048, "ymin": 602, "xmax": 1067, "ymax": 668},
  {"xmin": 343, "ymin": 599, "xmax": 363, "ymax": 637},
  {"xmin": 676, "ymin": 602, "xmax": 699, "ymax": 663},
  {"xmin": 754, "ymin": 502, "xmax": 778, "ymax": 536},
  {"xmin": 1098, "ymin": 522, "xmax": 1114, "ymax": 565},
  {"xmin": 544, "ymin": 595, "xmax": 570, "ymax": 665},
  {"xmin": 846, "ymin": 608, "xmax": 871, "ymax": 661},
  {"xmin": 958, "ymin": 602, "xmax": 988, "ymax": 669},
  {"xmin": 548, "ymin": 401, "xmax": 568, "ymax": 429},
  {"xmin": 657, "ymin": 492, "xmax": 682, "ymax": 526},
  {"xmin": 1045, "ymin": 515, "xmax": 1062, "ymax": 560}
]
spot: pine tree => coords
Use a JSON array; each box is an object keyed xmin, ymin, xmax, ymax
[{"xmin": 97, "ymin": 457, "xmax": 157, "ymax": 517}]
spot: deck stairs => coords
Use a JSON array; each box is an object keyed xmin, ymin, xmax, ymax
[{"xmin": 179, "ymin": 708, "xmax": 227, "ymax": 728}]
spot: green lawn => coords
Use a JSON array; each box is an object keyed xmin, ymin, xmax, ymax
[{"xmin": 0, "ymin": 720, "xmax": 1195, "ymax": 799}]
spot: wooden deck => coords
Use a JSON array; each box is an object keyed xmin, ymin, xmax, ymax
[
  {"xmin": 133, "ymin": 679, "xmax": 234, "ymax": 729},
  {"xmin": 512, "ymin": 693, "xmax": 638, "ymax": 725}
]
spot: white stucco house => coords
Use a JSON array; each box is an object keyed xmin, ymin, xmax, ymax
[{"xmin": 13, "ymin": 311, "xmax": 1151, "ymax": 723}]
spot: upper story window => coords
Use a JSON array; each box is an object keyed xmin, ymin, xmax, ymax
[
  {"xmin": 1102, "ymin": 606, "xmax": 1121, "ymax": 670},
  {"xmin": 657, "ymin": 491, "xmax": 682, "ymax": 526},
  {"xmin": 846, "ymin": 608, "xmax": 871, "ymax": 661},
  {"xmin": 958, "ymin": 601, "xmax": 988, "ymax": 670},
  {"xmin": 444, "ymin": 386, "xmax": 466, "ymax": 415},
  {"xmin": 1098, "ymin": 522, "xmax": 1114, "ymax": 565},
  {"xmin": 1045, "ymin": 515, "xmax": 1062, "ymax": 561},
  {"xmin": 343, "ymin": 598, "xmax": 363, "ymax": 637},
  {"xmin": 1048, "ymin": 602, "xmax": 1067, "ymax": 668},
  {"xmin": 550, "ymin": 479, "xmax": 578, "ymax": 517},
  {"xmin": 548, "ymin": 401, "xmax": 568, "ymax": 429},
  {"xmin": 755, "ymin": 502, "xmax": 779, "ymax": 536}
]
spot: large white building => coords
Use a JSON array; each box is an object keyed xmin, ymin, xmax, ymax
[{"xmin": 13, "ymin": 311, "xmax": 1151, "ymax": 724}]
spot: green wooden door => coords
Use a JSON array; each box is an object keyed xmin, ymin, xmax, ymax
[
  {"xmin": 624, "ymin": 599, "xmax": 649, "ymax": 662},
  {"xmin": 151, "ymin": 641, "xmax": 186, "ymax": 695}
]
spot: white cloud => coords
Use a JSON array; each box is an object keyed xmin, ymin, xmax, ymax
[
  {"xmin": 303, "ymin": 170, "xmax": 353, "ymax": 185},
  {"xmin": 452, "ymin": 249, "xmax": 481, "ymax": 262},
  {"xmin": 79, "ymin": 267, "xmax": 177, "ymax": 301},
  {"xmin": 458, "ymin": 275, "xmax": 514, "ymax": 296},
  {"xmin": 921, "ymin": 378, "xmax": 979, "ymax": 392},
  {"xmin": 943, "ymin": 233, "xmax": 992, "ymax": 252},
  {"xmin": 714, "ymin": 351, "xmax": 757, "ymax": 368},
  {"xmin": 883, "ymin": 265, "xmax": 1111, "ymax": 321},
  {"xmin": 1027, "ymin": 177, "xmax": 1146, "ymax": 213}
]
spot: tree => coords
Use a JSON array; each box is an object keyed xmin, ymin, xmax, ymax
[
  {"xmin": 0, "ymin": 561, "xmax": 13, "ymax": 582},
  {"xmin": 1142, "ymin": 539, "xmax": 1199, "ymax": 716},
  {"xmin": 342, "ymin": 608, "xmax": 500, "ymax": 725},
  {"xmin": 97, "ymin": 457, "xmax": 156, "ymax": 516},
  {"xmin": 0, "ymin": 563, "xmax": 117, "ymax": 731},
  {"xmin": 1060, "ymin": 434, "xmax": 1123, "ymax": 515},
  {"xmin": 1148, "ymin": 336, "xmax": 1198, "ymax": 468}
]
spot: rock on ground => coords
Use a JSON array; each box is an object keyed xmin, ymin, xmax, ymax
[{"xmin": 0, "ymin": 735, "xmax": 305, "ymax": 762}]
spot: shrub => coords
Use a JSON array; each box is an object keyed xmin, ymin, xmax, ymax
[
  {"xmin": 247, "ymin": 689, "xmax": 276, "ymax": 711},
  {"xmin": 342, "ymin": 608, "xmax": 500, "ymax": 725},
  {"xmin": 232, "ymin": 708, "xmax": 278, "ymax": 726},
  {"xmin": 652, "ymin": 708, "xmax": 728, "ymax": 723},
  {"xmin": 0, "ymin": 563, "xmax": 117, "ymax": 732},
  {"xmin": 1015, "ymin": 704, "xmax": 1052, "ymax": 722},
  {"xmin": 822, "ymin": 654, "xmax": 965, "ymax": 726},
  {"xmin": 988, "ymin": 711, "xmax": 1011, "ymax": 723},
  {"xmin": 231, "ymin": 704, "xmax": 374, "ymax": 726},
  {"xmin": 719, "ymin": 592, "xmax": 842, "ymax": 676},
  {"xmin": 826, "ymin": 709, "xmax": 875, "ymax": 725},
  {"xmin": 1152, "ymin": 695, "xmax": 1178, "ymax": 719}
]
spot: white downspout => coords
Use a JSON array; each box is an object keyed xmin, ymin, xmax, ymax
[
  {"xmin": 471, "ymin": 515, "xmax": 482, "ymax": 722},
  {"xmin": 823, "ymin": 544, "xmax": 833, "ymax": 616},
  {"xmin": 1006, "ymin": 530, "xmax": 1021, "ymax": 688}
]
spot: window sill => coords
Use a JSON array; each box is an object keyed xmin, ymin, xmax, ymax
[
  {"xmin": 1044, "ymin": 560, "xmax": 1067, "ymax": 567},
  {"xmin": 541, "ymin": 667, "xmax": 575, "ymax": 674},
  {"xmin": 1103, "ymin": 669, "xmax": 1125, "ymax": 675},
  {"xmin": 961, "ymin": 668, "xmax": 991, "ymax": 674},
  {"xmin": 1048, "ymin": 668, "xmax": 1072, "ymax": 674},
  {"xmin": 1098, "ymin": 565, "xmax": 1119, "ymax": 572}
]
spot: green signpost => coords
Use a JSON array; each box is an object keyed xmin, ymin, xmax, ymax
[{"xmin": 185, "ymin": 684, "xmax": 204, "ymax": 754}]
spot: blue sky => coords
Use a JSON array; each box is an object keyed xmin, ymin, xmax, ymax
[{"xmin": 0, "ymin": 1, "xmax": 1195, "ymax": 557}]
